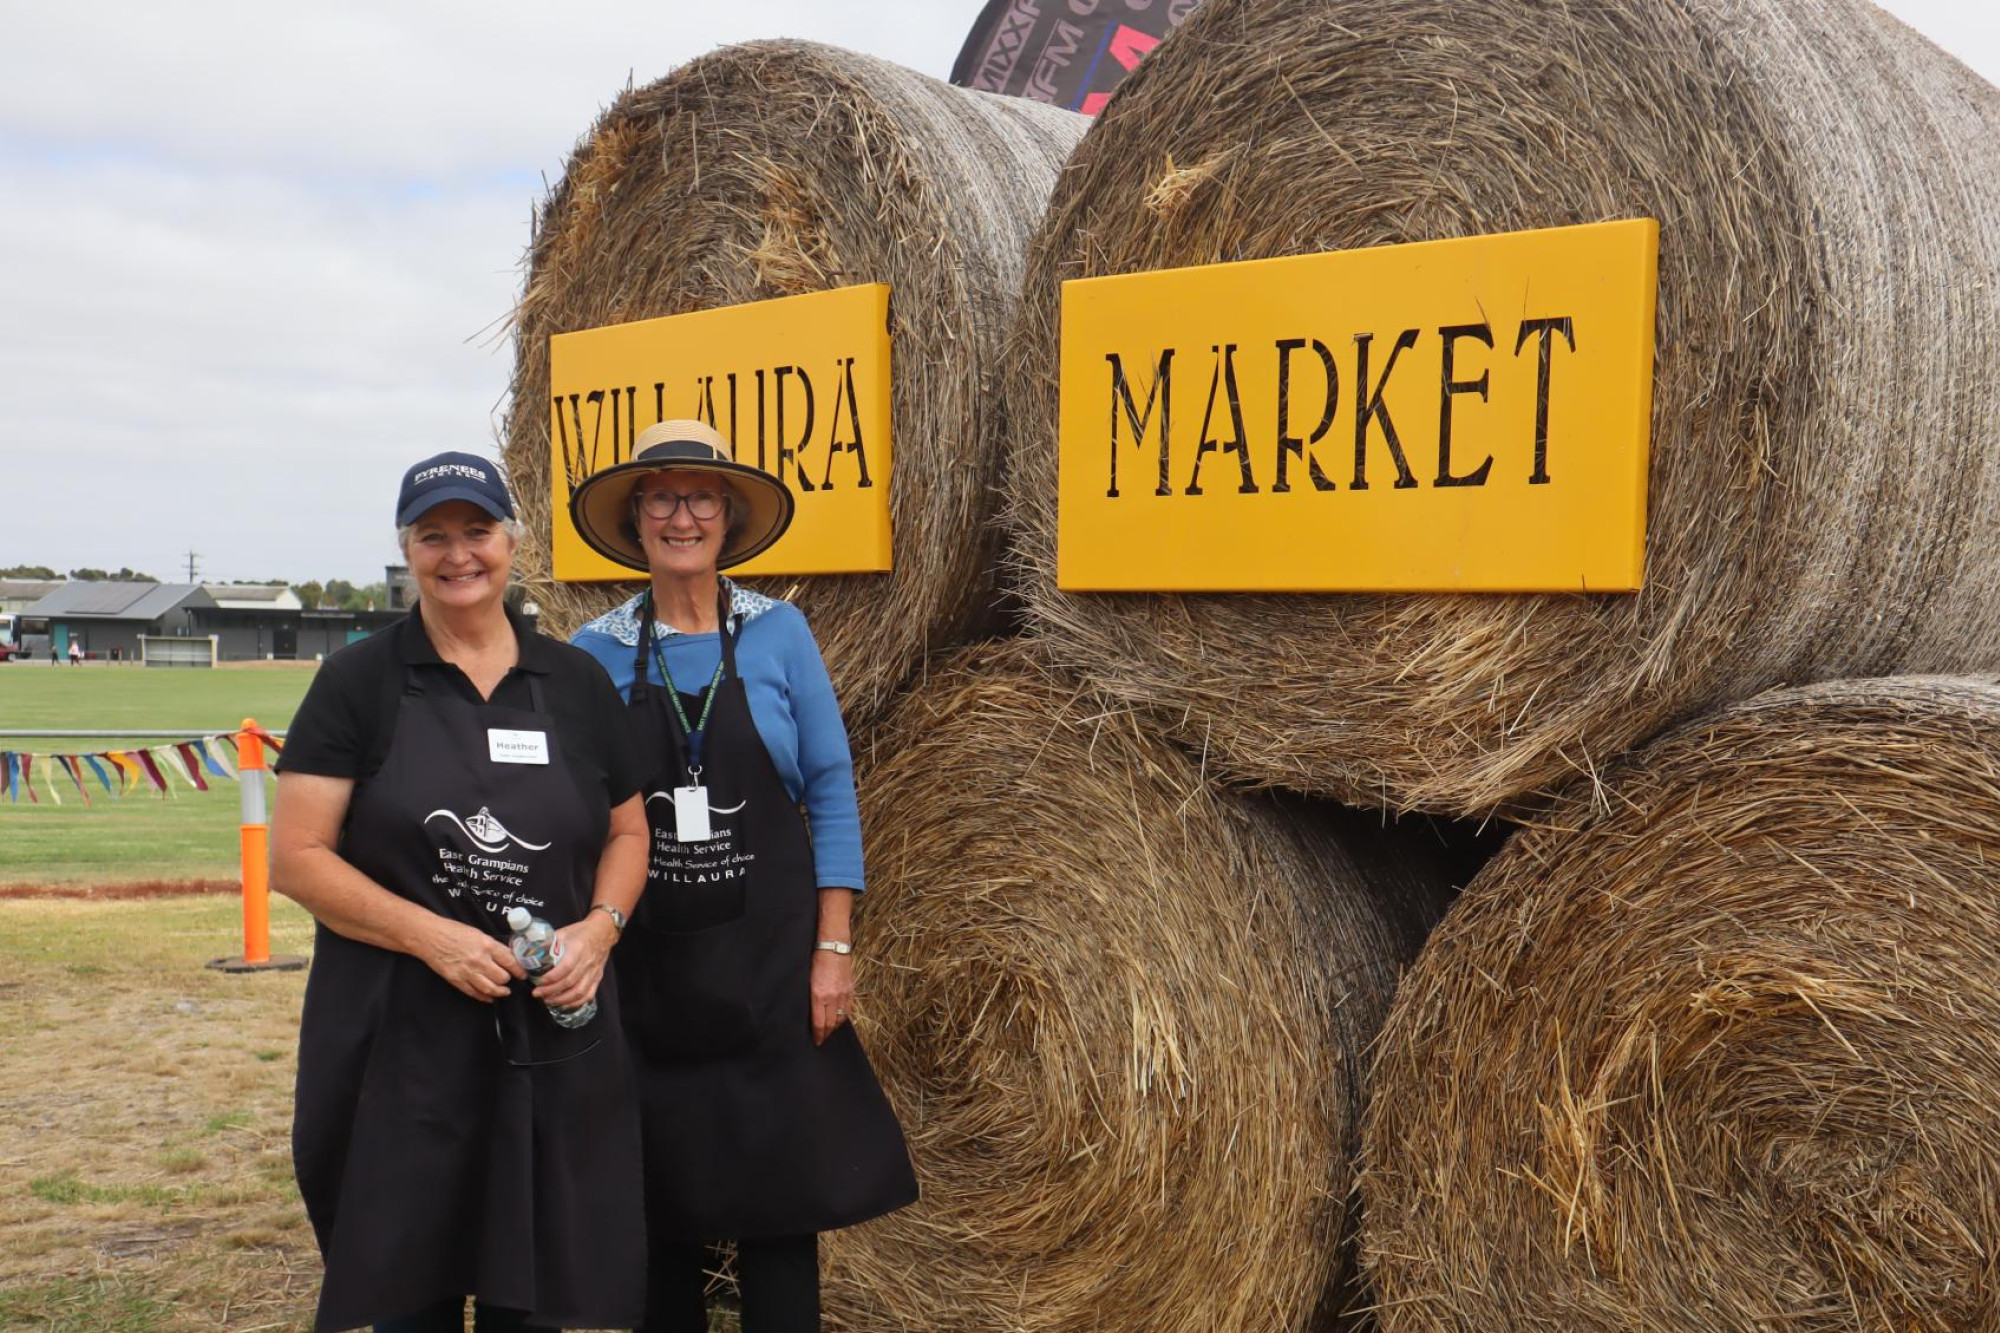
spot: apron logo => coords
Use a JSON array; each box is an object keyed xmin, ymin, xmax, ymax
[
  {"xmin": 645, "ymin": 791, "xmax": 748, "ymax": 815},
  {"xmin": 424, "ymin": 805, "xmax": 552, "ymax": 853}
]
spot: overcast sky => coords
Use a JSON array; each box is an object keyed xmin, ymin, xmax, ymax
[{"xmin": 4, "ymin": 1, "xmax": 1996, "ymax": 584}]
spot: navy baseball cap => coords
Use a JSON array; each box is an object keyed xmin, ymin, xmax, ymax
[{"xmin": 396, "ymin": 452, "xmax": 515, "ymax": 526}]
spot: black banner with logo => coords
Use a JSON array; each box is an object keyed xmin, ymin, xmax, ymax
[{"xmin": 949, "ymin": 0, "xmax": 1200, "ymax": 115}]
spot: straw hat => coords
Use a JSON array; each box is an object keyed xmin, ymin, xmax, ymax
[{"xmin": 568, "ymin": 419, "xmax": 795, "ymax": 571}]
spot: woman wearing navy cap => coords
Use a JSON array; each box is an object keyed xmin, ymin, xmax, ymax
[
  {"xmin": 272, "ymin": 452, "xmax": 650, "ymax": 1332},
  {"xmin": 569, "ymin": 420, "xmax": 916, "ymax": 1332}
]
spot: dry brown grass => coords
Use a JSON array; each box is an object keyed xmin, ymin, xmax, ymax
[
  {"xmin": 824, "ymin": 642, "xmax": 1454, "ymax": 1331},
  {"xmin": 0, "ymin": 896, "xmax": 742, "ymax": 1332},
  {"xmin": 1361, "ymin": 676, "xmax": 2000, "ymax": 1330},
  {"xmin": 505, "ymin": 41, "xmax": 1086, "ymax": 736},
  {"xmin": 0, "ymin": 895, "xmax": 319, "ymax": 1330},
  {"xmin": 1002, "ymin": 0, "xmax": 2000, "ymax": 818},
  {"xmin": 0, "ymin": 880, "xmax": 239, "ymax": 902}
]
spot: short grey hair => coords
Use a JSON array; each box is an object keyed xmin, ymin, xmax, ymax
[{"xmin": 397, "ymin": 515, "xmax": 526, "ymax": 554}]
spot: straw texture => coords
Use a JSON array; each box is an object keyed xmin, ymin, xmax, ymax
[
  {"xmin": 824, "ymin": 643, "xmax": 1449, "ymax": 1331},
  {"xmin": 1003, "ymin": 0, "xmax": 2000, "ymax": 816},
  {"xmin": 507, "ymin": 40, "xmax": 1085, "ymax": 727},
  {"xmin": 1362, "ymin": 676, "xmax": 2000, "ymax": 1331}
]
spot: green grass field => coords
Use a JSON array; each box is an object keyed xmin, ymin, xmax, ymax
[{"xmin": 0, "ymin": 664, "xmax": 317, "ymax": 885}]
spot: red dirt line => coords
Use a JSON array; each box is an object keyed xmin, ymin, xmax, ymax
[{"xmin": 0, "ymin": 878, "xmax": 240, "ymax": 901}]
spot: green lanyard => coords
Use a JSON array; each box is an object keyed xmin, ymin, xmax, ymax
[{"xmin": 646, "ymin": 591, "xmax": 726, "ymax": 774}]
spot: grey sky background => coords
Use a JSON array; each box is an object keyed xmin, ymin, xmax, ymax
[{"xmin": 4, "ymin": 2, "xmax": 1996, "ymax": 583}]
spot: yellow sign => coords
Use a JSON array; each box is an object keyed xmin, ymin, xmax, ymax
[
  {"xmin": 549, "ymin": 284, "xmax": 892, "ymax": 580},
  {"xmin": 1056, "ymin": 220, "xmax": 1657, "ymax": 592}
]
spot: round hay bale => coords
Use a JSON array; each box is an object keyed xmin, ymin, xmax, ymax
[
  {"xmin": 1361, "ymin": 675, "xmax": 2000, "ymax": 1331},
  {"xmin": 826, "ymin": 643, "xmax": 1450, "ymax": 1331},
  {"xmin": 506, "ymin": 41, "xmax": 1086, "ymax": 727},
  {"xmin": 1002, "ymin": 0, "xmax": 2000, "ymax": 816}
]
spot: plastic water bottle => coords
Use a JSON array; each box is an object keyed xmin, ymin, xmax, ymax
[{"xmin": 505, "ymin": 907, "xmax": 597, "ymax": 1030}]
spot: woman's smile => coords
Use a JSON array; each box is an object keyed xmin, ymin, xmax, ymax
[{"xmin": 637, "ymin": 473, "xmax": 729, "ymax": 573}]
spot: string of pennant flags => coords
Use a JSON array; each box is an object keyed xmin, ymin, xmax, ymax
[{"xmin": 0, "ymin": 729, "xmax": 283, "ymax": 807}]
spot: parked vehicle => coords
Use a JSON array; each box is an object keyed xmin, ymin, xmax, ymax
[{"xmin": 0, "ymin": 613, "xmax": 49, "ymax": 662}]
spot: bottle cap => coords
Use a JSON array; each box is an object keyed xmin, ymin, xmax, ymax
[{"xmin": 505, "ymin": 906, "xmax": 532, "ymax": 931}]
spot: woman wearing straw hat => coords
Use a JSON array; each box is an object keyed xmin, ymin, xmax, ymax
[
  {"xmin": 569, "ymin": 419, "xmax": 916, "ymax": 1332},
  {"xmin": 272, "ymin": 452, "xmax": 649, "ymax": 1332}
]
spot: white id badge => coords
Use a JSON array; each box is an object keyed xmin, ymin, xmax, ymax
[
  {"xmin": 673, "ymin": 786, "xmax": 712, "ymax": 842},
  {"xmin": 488, "ymin": 729, "xmax": 550, "ymax": 765}
]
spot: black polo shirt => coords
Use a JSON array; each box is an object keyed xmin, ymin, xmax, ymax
[{"xmin": 277, "ymin": 605, "xmax": 642, "ymax": 807}]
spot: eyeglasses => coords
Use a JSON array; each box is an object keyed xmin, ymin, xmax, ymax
[{"xmin": 634, "ymin": 488, "xmax": 726, "ymax": 521}]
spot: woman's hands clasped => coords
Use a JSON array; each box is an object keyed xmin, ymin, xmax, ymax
[
  {"xmin": 419, "ymin": 917, "xmax": 528, "ymax": 1002},
  {"xmin": 535, "ymin": 912, "xmax": 619, "ymax": 1011}
]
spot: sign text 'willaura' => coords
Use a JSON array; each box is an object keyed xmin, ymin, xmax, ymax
[{"xmin": 549, "ymin": 284, "xmax": 892, "ymax": 581}]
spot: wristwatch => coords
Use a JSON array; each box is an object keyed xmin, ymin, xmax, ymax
[
  {"xmin": 813, "ymin": 939, "xmax": 854, "ymax": 956},
  {"xmin": 590, "ymin": 903, "xmax": 628, "ymax": 936}
]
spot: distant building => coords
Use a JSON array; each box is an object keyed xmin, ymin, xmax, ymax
[
  {"xmin": 0, "ymin": 579, "xmax": 62, "ymax": 614},
  {"xmin": 197, "ymin": 584, "xmax": 305, "ymax": 660},
  {"xmin": 23, "ymin": 580, "xmax": 401, "ymax": 662},
  {"xmin": 26, "ymin": 582, "xmax": 213, "ymax": 660},
  {"xmin": 205, "ymin": 584, "xmax": 303, "ymax": 612},
  {"xmin": 196, "ymin": 582, "xmax": 402, "ymax": 661},
  {"xmin": 296, "ymin": 606, "xmax": 403, "ymax": 660},
  {"xmin": 386, "ymin": 565, "xmax": 414, "ymax": 611}
]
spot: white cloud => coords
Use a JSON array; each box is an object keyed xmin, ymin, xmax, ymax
[
  {"xmin": 0, "ymin": 153, "xmax": 525, "ymax": 579},
  {"xmin": 0, "ymin": 3, "xmax": 978, "ymax": 580},
  {"xmin": 0, "ymin": 2, "xmax": 974, "ymax": 179}
]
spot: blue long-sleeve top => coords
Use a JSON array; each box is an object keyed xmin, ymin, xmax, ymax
[{"xmin": 570, "ymin": 582, "xmax": 864, "ymax": 891}]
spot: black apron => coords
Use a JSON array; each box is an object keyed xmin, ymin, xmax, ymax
[
  {"xmin": 293, "ymin": 669, "xmax": 646, "ymax": 1331},
  {"xmin": 616, "ymin": 593, "xmax": 918, "ymax": 1242}
]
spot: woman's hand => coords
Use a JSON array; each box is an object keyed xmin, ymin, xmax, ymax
[
  {"xmin": 416, "ymin": 916, "xmax": 527, "ymax": 1003},
  {"xmin": 537, "ymin": 913, "xmax": 619, "ymax": 1010},
  {"xmin": 539, "ymin": 794, "xmax": 646, "ymax": 1013},
  {"xmin": 811, "ymin": 948, "xmax": 854, "ymax": 1046}
]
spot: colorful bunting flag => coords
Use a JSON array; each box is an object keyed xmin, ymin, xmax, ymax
[
  {"xmin": 176, "ymin": 743, "xmax": 212, "ymax": 792},
  {"xmin": 1, "ymin": 730, "xmax": 280, "ymax": 807},
  {"xmin": 169, "ymin": 745, "xmax": 203, "ymax": 791},
  {"xmin": 59, "ymin": 755, "xmax": 90, "ymax": 805},
  {"xmin": 196, "ymin": 739, "xmax": 232, "ymax": 782},
  {"xmin": 134, "ymin": 749, "xmax": 171, "ymax": 797},
  {"xmin": 155, "ymin": 746, "xmax": 194, "ymax": 792}
]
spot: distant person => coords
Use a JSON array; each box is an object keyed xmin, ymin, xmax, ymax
[
  {"xmin": 68, "ymin": 640, "xmax": 81, "ymax": 666},
  {"xmin": 47, "ymin": 644, "xmax": 56, "ymax": 665},
  {"xmin": 270, "ymin": 452, "xmax": 649, "ymax": 1332}
]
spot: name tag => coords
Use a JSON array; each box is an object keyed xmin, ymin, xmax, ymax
[
  {"xmin": 488, "ymin": 729, "xmax": 550, "ymax": 765},
  {"xmin": 674, "ymin": 785, "xmax": 712, "ymax": 842}
]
